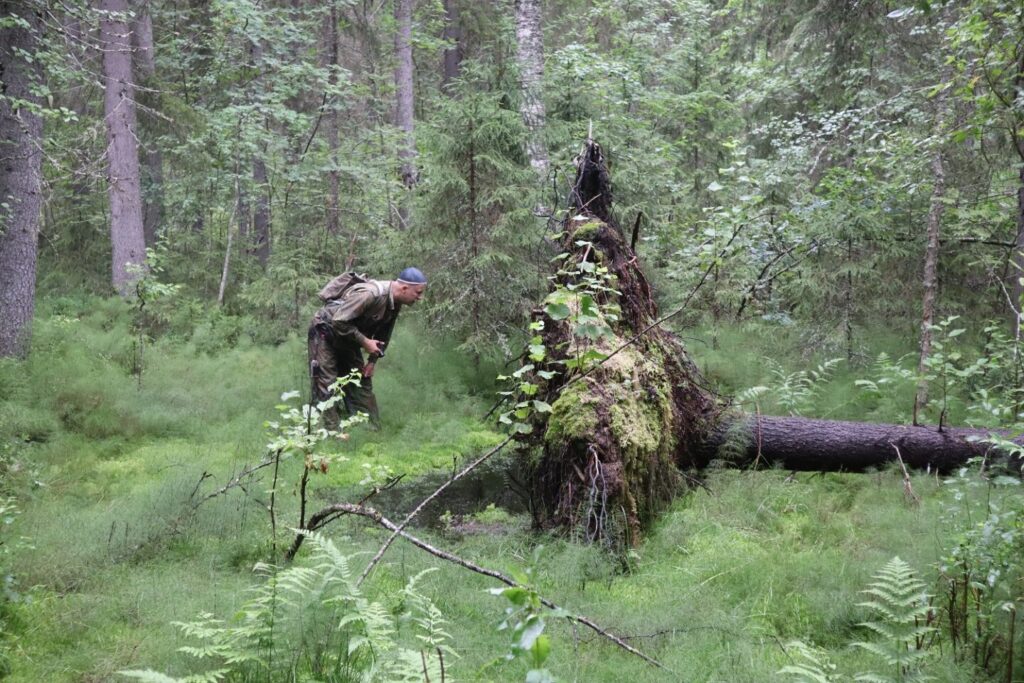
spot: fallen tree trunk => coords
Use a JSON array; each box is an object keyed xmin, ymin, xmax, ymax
[
  {"xmin": 520, "ymin": 138, "xmax": 1022, "ymax": 548},
  {"xmin": 696, "ymin": 415, "xmax": 1020, "ymax": 473}
]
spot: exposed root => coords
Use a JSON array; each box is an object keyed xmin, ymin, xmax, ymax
[{"xmin": 521, "ymin": 139, "xmax": 726, "ymax": 547}]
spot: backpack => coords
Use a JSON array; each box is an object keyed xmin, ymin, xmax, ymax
[{"xmin": 318, "ymin": 271, "xmax": 370, "ymax": 302}]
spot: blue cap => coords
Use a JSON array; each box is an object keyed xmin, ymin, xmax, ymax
[{"xmin": 396, "ymin": 267, "xmax": 427, "ymax": 285}]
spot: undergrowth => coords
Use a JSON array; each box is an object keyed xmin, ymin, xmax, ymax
[{"xmin": 0, "ymin": 301, "xmax": 1018, "ymax": 681}]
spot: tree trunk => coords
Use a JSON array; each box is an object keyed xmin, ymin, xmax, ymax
[
  {"xmin": 1013, "ymin": 161, "xmax": 1024, "ymax": 338},
  {"xmin": 514, "ymin": 0, "xmax": 548, "ymax": 178},
  {"xmin": 1009, "ymin": 46, "xmax": 1024, "ymax": 338},
  {"xmin": 131, "ymin": 3, "xmax": 165, "ymax": 248},
  {"xmin": 324, "ymin": 1, "xmax": 341, "ymax": 236},
  {"xmin": 915, "ymin": 141, "xmax": 947, "ymax": 420},
  {"xmin": 0, "ymin": 2, "xmax": 44, "ymax": 359},
  {"xmin": 252, "ymin": 157, "xmax": 271, "ymax": 267},
  {"xmin": 441, "ymin": 0, "xmax": 462, "ymax": 93},
  {"xmin": 523, "ymin": 140, "xmax": 1022, "ymax": 549},
  {"xmin": 394, "ymin": 0, "xmax": 416, "ymax": 229},
  {"xmin": 697, "ymin": 415, "xmax": 1016, "ymax": 473},
  {"xmin": 101, "ymin": 0, "xmax": 148, "ymax": 295},
  {"xmin": 249, "ymin": 42, "xmax": 271, "ymax": 266}
]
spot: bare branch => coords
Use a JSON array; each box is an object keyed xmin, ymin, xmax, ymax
[
  {"xmin": 310, "ymin": 503, "xmax": 669, "ymax": 671},
  {"xmin": 357, "ymin": 436, "xmax": 514, "ymax": 586}
]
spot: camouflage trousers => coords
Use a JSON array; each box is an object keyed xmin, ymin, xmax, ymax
[{"xmin": 307, "ymin": 315, "xmax": 380, "ymax": 429}]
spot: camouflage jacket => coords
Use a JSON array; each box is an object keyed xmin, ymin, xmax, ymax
[{"xmin": 317, "ymin": 280, "xmax": 401, "ymax": 349}]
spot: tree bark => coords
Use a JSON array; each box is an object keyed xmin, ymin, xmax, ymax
[
  {"xmin": 100, "ymin": 0, "xmax": 148, "ymax": 295},
  {"xmin": 252, "ymin": 157, "xmax": 271, "ymax": 267},
  {"xmin": 131, "ymin": 2, "xmax": 164, "ymax": 248},
  {"xmin": 697, "ymin": 415, "xmax": 1019, "ymax": 473},
  {"xmin": 915, "ymin": 143, "xmax": 947, "ymax": 419},
  {"xmin": 324, "ymin": 1, "xmax": 341, "ymax": 236},
  {"xmin": 1013, "ymin": 160, "xmax": 1024, "ymax": 338},
  {"xmin": 249, "ymin": 41, "xmax": 271, "ymax": 266},
  {"xmin": 394, "ymin": 0, "xmax": 417, "ymax": 229},
  {"xmin": 515, "ymin": 0, "xmax": 548, "ymax": 177},
  {"xmin": 1009, "ymin": 44, "xmax": 1024, "ymax": 338},
  {"xmin": 0, "ymin": 1, "xmax": 44, "ymax": 359},
  {"xmin": 217, "ymin": 183, "xmax": 238, "ymax": 307},
  {"xmin": 441, "ymin": 0, "xmax": 462, "ymax": 93}
]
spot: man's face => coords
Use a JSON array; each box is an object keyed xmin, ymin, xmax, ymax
[{"xmin": 395, "ymin": 283, "xmax": 426, "ymax": 305}]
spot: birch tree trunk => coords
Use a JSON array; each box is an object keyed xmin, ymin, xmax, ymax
[
  {"xmin": 915, "ymin": 139, "xmax": 948, "ymax": 420},
  {"xmin": 101, "ymin": 0, "xmax": 148, "ymax": 294},
  {"xmin": 394, "ymin": 0, "xmax": 417, "ymax": 228},
  {"xmin": 0, "ymin": 1, "xmax": 44, "ymax": 358},
  {"xmin": 515, "ymin": 0, "xmax": 548, "ymax": 178},
  {"xmin": 131, "ymin": 2, "xmax": 164, "ymax": 248}
]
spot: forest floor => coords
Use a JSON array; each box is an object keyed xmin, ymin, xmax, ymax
[{"xmin": 0, "ymin": 297, "xmax": 997, "ymax": 681}]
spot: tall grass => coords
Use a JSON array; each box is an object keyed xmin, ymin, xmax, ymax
[{"xmin": 0, "ymin": 301, "xmax": 1001, "ymax": 682}]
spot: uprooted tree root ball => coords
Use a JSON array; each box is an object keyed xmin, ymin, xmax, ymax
[
  {"xmin": 516, "ymin": 139, "xmax": 1022, "ymax": 549},
  {"xmin": 521, "ymin": 140, "xmax": 725, "ymax": 547}
]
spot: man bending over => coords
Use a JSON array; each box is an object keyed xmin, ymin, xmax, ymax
[{"xmin": 308, "ymin": 267, "xmax": 427, "ymax": 429}]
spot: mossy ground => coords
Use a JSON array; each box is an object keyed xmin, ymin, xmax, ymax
[{"xmin": 0, "ymin": 297, "xmax": 999, "ymax": 682}]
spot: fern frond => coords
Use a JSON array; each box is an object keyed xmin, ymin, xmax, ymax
[
  {"xmin": 117, "ymin": 672, "xmax": 186, "ymax": 683},
  {"xmin": 778, "ymin": 665, "xmax": 838, "ymax": 683},
  {"xmin": 853, "ymin": 557, "xmax": 936, "ymax": 679},
  {"xmin": 777, "ymin": 640, "xmax": 840, "ymax": 683}
]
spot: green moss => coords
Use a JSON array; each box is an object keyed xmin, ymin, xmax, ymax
[
  {"xmin": 545, "ymin": 379, "xmax": 601, "ymax": 443},
  {"xmin": 571, "ymin": 219, "xmax": 605, "ymax": 240},
  {"xmin": 609, "ymin": 396, "xmax": 664, "ymax": 455}
]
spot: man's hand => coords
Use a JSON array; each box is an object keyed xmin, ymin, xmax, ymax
[
  {"xmin": 362, "ymin": 361, "xmax": 376, "ymax": 378},
  {"xmin": 362, "ymin": 338, "xmax": 383, "ymax": 355}
]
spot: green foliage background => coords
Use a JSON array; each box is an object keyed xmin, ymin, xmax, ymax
[{"xmin": 3, "ymin": 0, "xmax": 1024, "ymax": 680}]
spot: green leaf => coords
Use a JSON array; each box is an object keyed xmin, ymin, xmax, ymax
[
  {"xmin": 529, "ymin": 633, "xmax": 551, "ymax": 667},
  {"xmin": 518, "ymin": 618, "xmax": 545, "ymax": 650},
  {"xmin": 526, "ymin": 668, "xmax": 555, "ymax": 683},
  {"xmin": 546, "ymin": 302, "xmax": 571, "ymax": 320}
]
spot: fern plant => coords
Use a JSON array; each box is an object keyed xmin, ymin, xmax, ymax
[
  {"xmin": 778, "ymin": 640, "xmax": 843, "ymax": 683},
  {"xmin": 737, "ymin": 357, "xmax": 841, "ymax": 416},
  {"xmin": 780, "ymin": 557, "xmax": 936, "ymax": 683},
  {"xmin": 119, "ymin": 533, "xmax": 456, "ymax": 682},
  {"xmin": 852, "ymin": 557, "xmax": 935, "ymax": 683}
]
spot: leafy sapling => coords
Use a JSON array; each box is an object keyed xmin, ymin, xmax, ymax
[{"xmin": 489, "ymin": 546, "xmax": 569, "ymax": 683}]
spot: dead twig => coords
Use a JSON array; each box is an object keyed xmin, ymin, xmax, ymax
[
  {"xmin": 314, "ymin": 503, "xmax": 669, "ymax": 672},
  {"xmin": 356, "ymin": 436, "xmax": 514, "ymax": 585},
  {"xmin": 889, "ymin": 441, "xmax": 920, "ymax": 506},
  {"xmin": 124, "ymin": 453, "xmax": 278, "ymax": 559},
  {"xmin": 283, "ymin": 473, "xmax": 405, "ymax": 562}
]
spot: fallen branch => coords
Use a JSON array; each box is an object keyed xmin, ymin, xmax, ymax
[
  {"xmin": 316, "ymin": 502, "xmax": 669, "ymax": 672},
  {"xmin": 124, "ymin": 452, "xmax": 279, "ymax": 559},
  {"xmin": 357, "ymin": 436, "xmax": 514, "ymax": 586},
  {"xmin": 283, "ymin": 472, "xmax": 405, "ymax": 562},
  {"xmin": 889, "ymin": 442, "xmax": 920, "ymax": 506}
]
